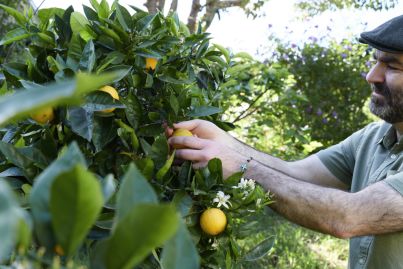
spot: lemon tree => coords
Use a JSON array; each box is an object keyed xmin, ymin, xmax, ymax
[{"xmin": 0, "ymin": 1, "xmax": 275, "ymax": 268}]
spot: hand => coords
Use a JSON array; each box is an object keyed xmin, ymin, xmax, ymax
[
  {"xmin": 167, "ymin": 135, "xmax": 244, "ymax": 179},
  {"xmin": 165, "ymin": 119, "xmax": 233, "ymax": 146}
]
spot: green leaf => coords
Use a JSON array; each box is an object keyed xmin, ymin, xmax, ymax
[
  {"xmin": 161, "ymin": 221, "xmax": 200, "ymax": 269},
  {"xmin": 105, "ymin": 204, "xmax": 179, "ymax": 269},
  {"xmin": 30, "ymin": 142, "xmax": 87, "ymax": 249},
  {"xmin": 169, "ymin": 94, "xmax": 179, "ymax": 115},
  {"xmin": 79, "ymin": 40, "xmax": 96, "ymax": 72},
  {"xmin": 70, "ymin": 12, "xmax": 90, "ymax": 34},
  {"xmin": 0, "ymin": 71, "xmax": 124, "ymax": 127},
  {"xmin": 150, "ymin": 135, "xmax": 169, "ymax": 170},
  {"xmin": 50, "ymin": 165, "xmax": 103, "ymax": 256},
  {"xmin": 116, "ymin": 163, "xmax": 157, "ymax": 222},
  {"xmin": 115, "ymin": 4, "xmax": 132, "ymax": 32},
  {"xmin": 156, "ymin": 150, "xmax": 175, "ymax": 182},
  {"xmin": 66, "ymin": 107, "xmax": 94, "ymax": 141},
  {"xmin": 0, "ymin": 4, "xmax": 27, "ymax": 26},
  {"xmin": 213, "ymin": 43, "xmax": 230, "ymax": 63},
  {"xmin": 240, "ymin": 236, "xmax": 276, "ymax": 262},
  {"xmin": 38, "ymin": 8, "xmax": 65, "ymax": 29},
  {"xmin": 136, "ymin": 13, "xmax": 158, "ymax": 32},
  {"xmin": 187, "ymin": 106, "xmax": 222, "ymax": 117},
  {"xmin": 0, "ymin": 181, "xmax": 28, "ymax": 262},
  {"xmin": 0, "ymin": 141, "xmax": 33, "ymax": 172},
  {"xmin": 100, "ymin": 174, "xmax": 117, "ymax": 203},
  {"xmin": 83, "ymin": 91, "xmax": 124, "ymax": 112},
  {"xmin": 0, "ymin": 28, "xmax": 32, "ymax": 46},
  {"xmin": 172, "ymin": 191, "xmax": 193, "ymax": 217},
  {"xmin": 92, "ymin": 116, "xmax": 117, "ymax": 152}
]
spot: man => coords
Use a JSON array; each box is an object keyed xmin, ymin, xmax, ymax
[{"xmin": 168, "ymin": 15, "xmax": 403, "ymax": 269}]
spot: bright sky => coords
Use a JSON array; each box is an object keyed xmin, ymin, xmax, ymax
[{"xmin": 31, "ymin": 0, "xmax": 403, "ymax": 58}]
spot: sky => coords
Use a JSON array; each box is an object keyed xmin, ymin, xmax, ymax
[{"xmin": 30, "ymin": 0, "xmax": 403, "ymax": 58}]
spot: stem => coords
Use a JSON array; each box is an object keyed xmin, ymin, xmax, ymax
[{"xmin": 232, "ymin": 87, "xmax": 272, "ymax": 123}]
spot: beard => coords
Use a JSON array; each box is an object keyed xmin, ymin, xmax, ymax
[{"xmin": 369, "ymin": 82, "xmax": 403, "ymax": 123}]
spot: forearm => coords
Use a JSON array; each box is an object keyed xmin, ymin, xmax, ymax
[
  {"xmin": 244, "ymin": 159, "xmax": 353, "ymax": 238},
  {"xmin": 228, "ymin": 136, "xmax": 290, "ymax": 174}
]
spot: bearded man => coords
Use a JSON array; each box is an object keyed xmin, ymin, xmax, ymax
[{"xmin": 168, "ymin": 15, "xmax": 403, "ymax": 269}]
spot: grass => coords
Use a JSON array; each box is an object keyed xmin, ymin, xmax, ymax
[{"xmin": 239, "ymin": 209, "xmax": 348, "ymax": 269}]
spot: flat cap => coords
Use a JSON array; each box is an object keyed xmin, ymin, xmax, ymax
[{"xmin": 359, "ymin": 15, "xmax": 403, "ymax": 53}]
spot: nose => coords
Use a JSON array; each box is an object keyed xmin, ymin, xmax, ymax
[{"xmin": 366, "ymin": 63, "xmax": 386, "ymax": 84}]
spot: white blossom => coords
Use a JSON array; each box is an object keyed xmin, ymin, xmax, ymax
[{"xmin": 213, "ymin": 191, "xmax": 232, "ymax": 209}]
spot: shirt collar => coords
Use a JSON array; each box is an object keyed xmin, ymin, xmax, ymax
[
  {"xmin": 377, "ymin": 123, "xmax": 403, "ymax": 150},
  {"xmin": 377, "ymin": 124, "xmax": 397, "ymax": 149}
]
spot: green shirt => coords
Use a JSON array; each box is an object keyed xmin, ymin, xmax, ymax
[{"xmin": 316, "ymin": 121, "xmax": 403, "ymax": 269}]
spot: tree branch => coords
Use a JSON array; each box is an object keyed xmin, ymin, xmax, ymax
[
  {"xmin": 145, "ymin": 0, "xmax": 158, "ymax": 13},
  {"xmin": 232, "ymin": 87, "xmax": 272, "ymax": 123},
  {"xmin": 187, "ymin": 0, "xmax": 201, "ymax": 33},
  {"xmin": 217, "ymin": 0, "xmax": 244, "ymax": 8},
  {"xmin": 157, "ymin": 0, "xmax": 166, "ymax": 12},
  {"xmin": 169, "ymin": 0, "xmax": 178, "ymax": 12}
]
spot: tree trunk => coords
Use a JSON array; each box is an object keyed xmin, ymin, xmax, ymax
[
  {"xmin": 157, "ymin": 0, "xmax": 166, "ymax": 12},
  {"xmin": 145, "ymin": 0, "xmax": 158, "ymax": 13},
  {"xmin": 169, "ymin": 0, "xmax": 178, "ymax": 12},
  {"xmin": 187, "ymin": 0, "xmax": 201, "ymax": 33}
]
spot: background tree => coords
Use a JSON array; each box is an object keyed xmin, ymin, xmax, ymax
[
  {"xmin": 296, "ymin": 0, "xmax": 398, "ymax": 16},
  {"xmin": 144, "ymin": 0, "xmax": 268, "ymax": 33}
]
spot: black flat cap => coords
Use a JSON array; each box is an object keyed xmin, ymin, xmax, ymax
[{"xmin": 359, "ymin": 15, "xmax": 403, "ymax": 53}]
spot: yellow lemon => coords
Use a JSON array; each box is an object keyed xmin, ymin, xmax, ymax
[
  {"xmin": 31, "ymin": 107, "xmax": 54, "ymax": 124},
  {"xmin": 145, "ymin": 58, "xmax": 158, "ymax": 70},
  {"xmin": 200, "ymin": 208, "xmax": 227, "ymax": 236},
  {"xmin": 99, "ymin": 85, "xmax": 119, "ymax": 113},
  {"xmin": 172, "ymin": 128, "xmax": 193, "ymax": 149},
  {"xmin": 54, "ymin": 244, "xmax": 65, "ymax": 256}
]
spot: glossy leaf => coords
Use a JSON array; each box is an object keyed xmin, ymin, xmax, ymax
[
  {"xmin": 50, "ymin": 165, "xmax": 103, "ymax": 256},
  {"xmin": 161, "ymin": 221, "xmax": 200, "ymax": 269},
  {"xmin": 0, "ymin": 71, "xmax": 124, "ymax": 127},
  {"xmin": 105, "ymin": 204, "xmax": 179, "ymax": 269},
  {"xmin": 116, "ymin": 163, "xmax": 157, "ymax": 222},
  {"xmin": 0, "ymin": 28, "xmax": 32, "ymax": 46},
  {"xmin": 240, "ymin": 236, "xmax": 275, "ymax": 262},
  {"xmin": 30, "ymin": 142, "xmax": 87, "ymax": 249},
  {"xmin": 187, "ymin": 106, "xmax": 222, "ymax": 117}
]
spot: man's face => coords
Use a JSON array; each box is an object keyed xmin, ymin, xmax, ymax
[{"xmin": 367, "ymin": 50, "xmax": 403, "ymax": 123}]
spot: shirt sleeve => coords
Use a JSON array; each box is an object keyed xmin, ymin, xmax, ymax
[
  {"xmin": 384, "ymin": 172, "xmax": 403, "ymax": 196},
  {"xmin": 315, "ymin": 127, "xmax": 366, "ymax": 186}
]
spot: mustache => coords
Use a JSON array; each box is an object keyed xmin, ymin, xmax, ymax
[{"xmin": 371, "ymin": 82, "xmax": 390, "ymax": 94}]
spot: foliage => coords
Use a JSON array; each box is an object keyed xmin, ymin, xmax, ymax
[
  {"xmin": 0, "ymin": 1, "xmax": 276, "ymax": 268},
  {"xmin": 276, "ymin": 39, "xmax": 372, "ymax": 150},
  {"xmin": 0, "ymin": 0, "xmax": 30, "ymax": 63},
  {"xmin": 296, "ymin": 0, "xmax": 399, "ymax": 16}
]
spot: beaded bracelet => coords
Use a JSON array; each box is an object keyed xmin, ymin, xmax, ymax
[{"xmin": 240, "ymin": 157, "xmax": 253, "ymax": 172}]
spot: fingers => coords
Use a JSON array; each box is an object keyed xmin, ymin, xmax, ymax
[
  {"xmin": 168, "ymin": 136, "xmax": 207, "ymax": 150},
  {"xmin": 173, "ymin": 119, "xmax": 203, "ymax": 131},
  {"xmin": 175, "ymin": 149, "xmax": 210, "ymax": 162}
]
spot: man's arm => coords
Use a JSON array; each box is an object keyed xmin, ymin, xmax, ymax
[
  {"xmin": 168, "ymin": 119, "xmax": 348, "ymax": 189},
  {"xmin": 228, "ymin": 137, "xmax": 348, "ymax": 189},
  {"xmin": 245, "ymin": 159, "xmax": 403, "ymax": 238}
]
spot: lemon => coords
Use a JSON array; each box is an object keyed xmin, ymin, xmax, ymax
[
  {"xmin": 145, "ymin": 58, "xmax": 158, "ymax": 70},
  {"xmin": 31, "ymin": 107, "xmax": 54, "ymax": 124},
  {"xmin": 172, "ymin": 128, "xmax": 193, "ymax": 149},
  {"xmin": 99, "ymin": 85, "xmax": 119, "ymax": 113},
  {"xmin": 200, "ymin": 208, "xmax": 227, "ymax": 236},
  {"xmin": 54, "ymin": 244, "xmax": 65, "ymax": 256}
]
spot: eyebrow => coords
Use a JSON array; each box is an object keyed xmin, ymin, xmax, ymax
[{"xmin": 373, "ymin": 52, "xmax": 403, "ymax": 66}]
